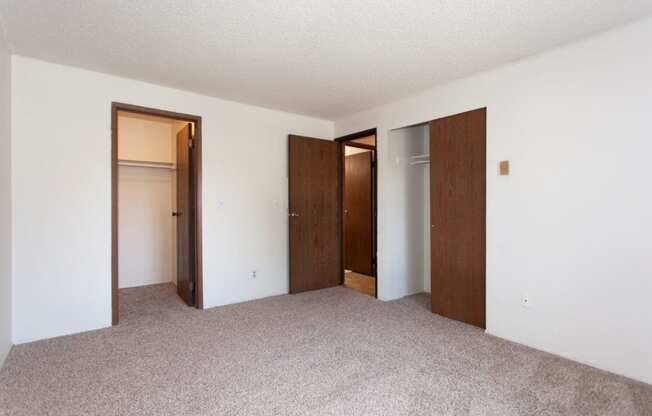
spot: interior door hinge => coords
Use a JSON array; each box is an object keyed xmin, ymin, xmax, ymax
[{"xmin": 188, "ymin": 138, "xmax": 194, "ymax": 148}]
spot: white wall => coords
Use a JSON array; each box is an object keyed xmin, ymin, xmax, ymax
[
  {"xmin": 118, "ymin": 166, "xmax": 175, "ymax": 288},
  {"xmin": 11, "ymin": 56, "xmax": 333, "ymax": 343},
  {"xmin": 118, "ymin": 114, "xmax": 178, "ymax": 288},
  {"xmin": 335, "ymin": 18, "xmax": 652, "ymax": 384},
  {"xmin": 0, "ymin": 17, "xmax": 12, "ymax": 366}
]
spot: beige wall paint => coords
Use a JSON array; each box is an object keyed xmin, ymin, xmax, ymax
[{"xmin": 118, "ymin": 113, "xmax": 176, "ymax": 163}]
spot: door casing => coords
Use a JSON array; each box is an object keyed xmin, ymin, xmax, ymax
[{"xmin": 111, "ymin": 102, "xmax": 203, "ymax": 325}]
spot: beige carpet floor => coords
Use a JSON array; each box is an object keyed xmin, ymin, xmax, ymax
[{"xmin": 0, "ymin": 283, "xmax": 650, "ymax": 415}]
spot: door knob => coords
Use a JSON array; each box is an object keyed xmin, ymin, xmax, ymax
[
  {"xmin": 172, "ymin": 211, "xmax": 182, "ymax": 216},
  {"xmin": 289, "ymin": 212, "xmax": 300, "ymax": 217}
]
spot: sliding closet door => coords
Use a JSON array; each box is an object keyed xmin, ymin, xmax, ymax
[
  {"xmin": 176, "ymin": 123, "xmax": 195, "ymax": 306},
  {"xmin": 430, "ymin": 108, "xmax": 486, "ymax": 329},
  {"xmin": 288, "ymin": 135, "xmax": 342, "ymax": 293}
]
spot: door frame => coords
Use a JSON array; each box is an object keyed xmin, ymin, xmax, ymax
[
  {"xmin": 335, "ymin": 128, "xmax": 378, "ymax": 297},
  {"xmin": 111, "ymin": 102, "xmax": 203, "ymax": 325}
]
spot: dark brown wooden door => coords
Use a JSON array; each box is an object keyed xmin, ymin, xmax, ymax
[
  {"xmin": 288, "ymin": 135, "xmax": 342, "ymax": 293},
  {"xmin": 176, "ymin": 123, "xmax": 195, "ymax": 305},
  {"xmin": 430, "ymin": 108, "xmax": 486, "ymax": 329},
  {"xmin": 344, "ymin": 151, "xmax": 374, "ymax": 275}
]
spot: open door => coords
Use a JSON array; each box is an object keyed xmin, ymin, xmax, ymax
[
  {"xmin": 344, "ymin": 151, "xmax": 374, "ymax": 275},
  {"xmin": 176, "ymin": 123, "xmax": 195, "ymax": 305},
  {"xmin": 288, "ymin": 135, "xmax": 342, "ymax": 293},
  {"xmin": 430, "ymin": 108, "xmax": 486, "ymax": 328}
]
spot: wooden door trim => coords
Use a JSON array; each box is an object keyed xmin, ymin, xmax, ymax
[
  {"xmin": 336, "ymin": 128, "xmax": 378, "ymax": 297},
  {"xmin": 111, "ymin": 102, "xmax": 203, "ymax": 325}
]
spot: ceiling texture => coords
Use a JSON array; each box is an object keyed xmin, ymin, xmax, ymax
[{"xmin": 1, "ymin": 0, "xmax": 651, "ymax": 119}]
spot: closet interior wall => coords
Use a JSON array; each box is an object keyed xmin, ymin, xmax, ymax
[
  {"xmin": 386, "ymin": 124, "xmax": 431, "ymax": 298},
  {"xmin": 117, "ymin": 113, "xmax": 186, "ymax": 289}
]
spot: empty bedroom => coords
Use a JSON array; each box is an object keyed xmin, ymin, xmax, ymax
[{"xmin": 0, "ymin": 1, "xmax": 651, "ymax": 415}]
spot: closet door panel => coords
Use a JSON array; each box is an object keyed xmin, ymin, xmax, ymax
[{"xmin": 430, "ymin": 108, "xmax": 486, "ymax": 329}]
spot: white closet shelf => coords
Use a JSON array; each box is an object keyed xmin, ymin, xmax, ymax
[{"xmin": 118, "ymin": 159, "xmax": 176, "ymax": 170}]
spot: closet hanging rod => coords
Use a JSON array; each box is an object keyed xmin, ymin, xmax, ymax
[
  {"xmin": 118, "ymin": 159, "xmax": 176, "ymax": 170},
  {"xmin": 407, "ymin": 153, "xmax": 430, "ymax": 166},
  {"xmin": 409, "ymin": 160, "xmax": 430, "ymax": 166}
]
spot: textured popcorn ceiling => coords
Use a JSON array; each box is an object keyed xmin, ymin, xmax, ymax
[{"xmin": 2, "ymin": 0, "xmax": 652, "ymax": 119}]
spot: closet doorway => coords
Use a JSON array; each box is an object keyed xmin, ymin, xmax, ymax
[
  {"xmin": 111, "ymin": 103, "xmax": 203, "ymax": 325},
  {"xmin": 388, "ymin": 108, "xmax": 486, "ymax": 329}
]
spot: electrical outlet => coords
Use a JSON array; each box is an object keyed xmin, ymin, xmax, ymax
[
  {"xmin": 251, "ymin": 270, "xmax": 257, "ymax": 279},
  {"xmin": 521, "ymin": 294, "xmax": 530, "ymax": 309}
]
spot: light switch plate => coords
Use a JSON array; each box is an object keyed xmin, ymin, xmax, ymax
[{"xmin": 500, "ymin": 160, "xmax": 510, "ymax": 175}]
